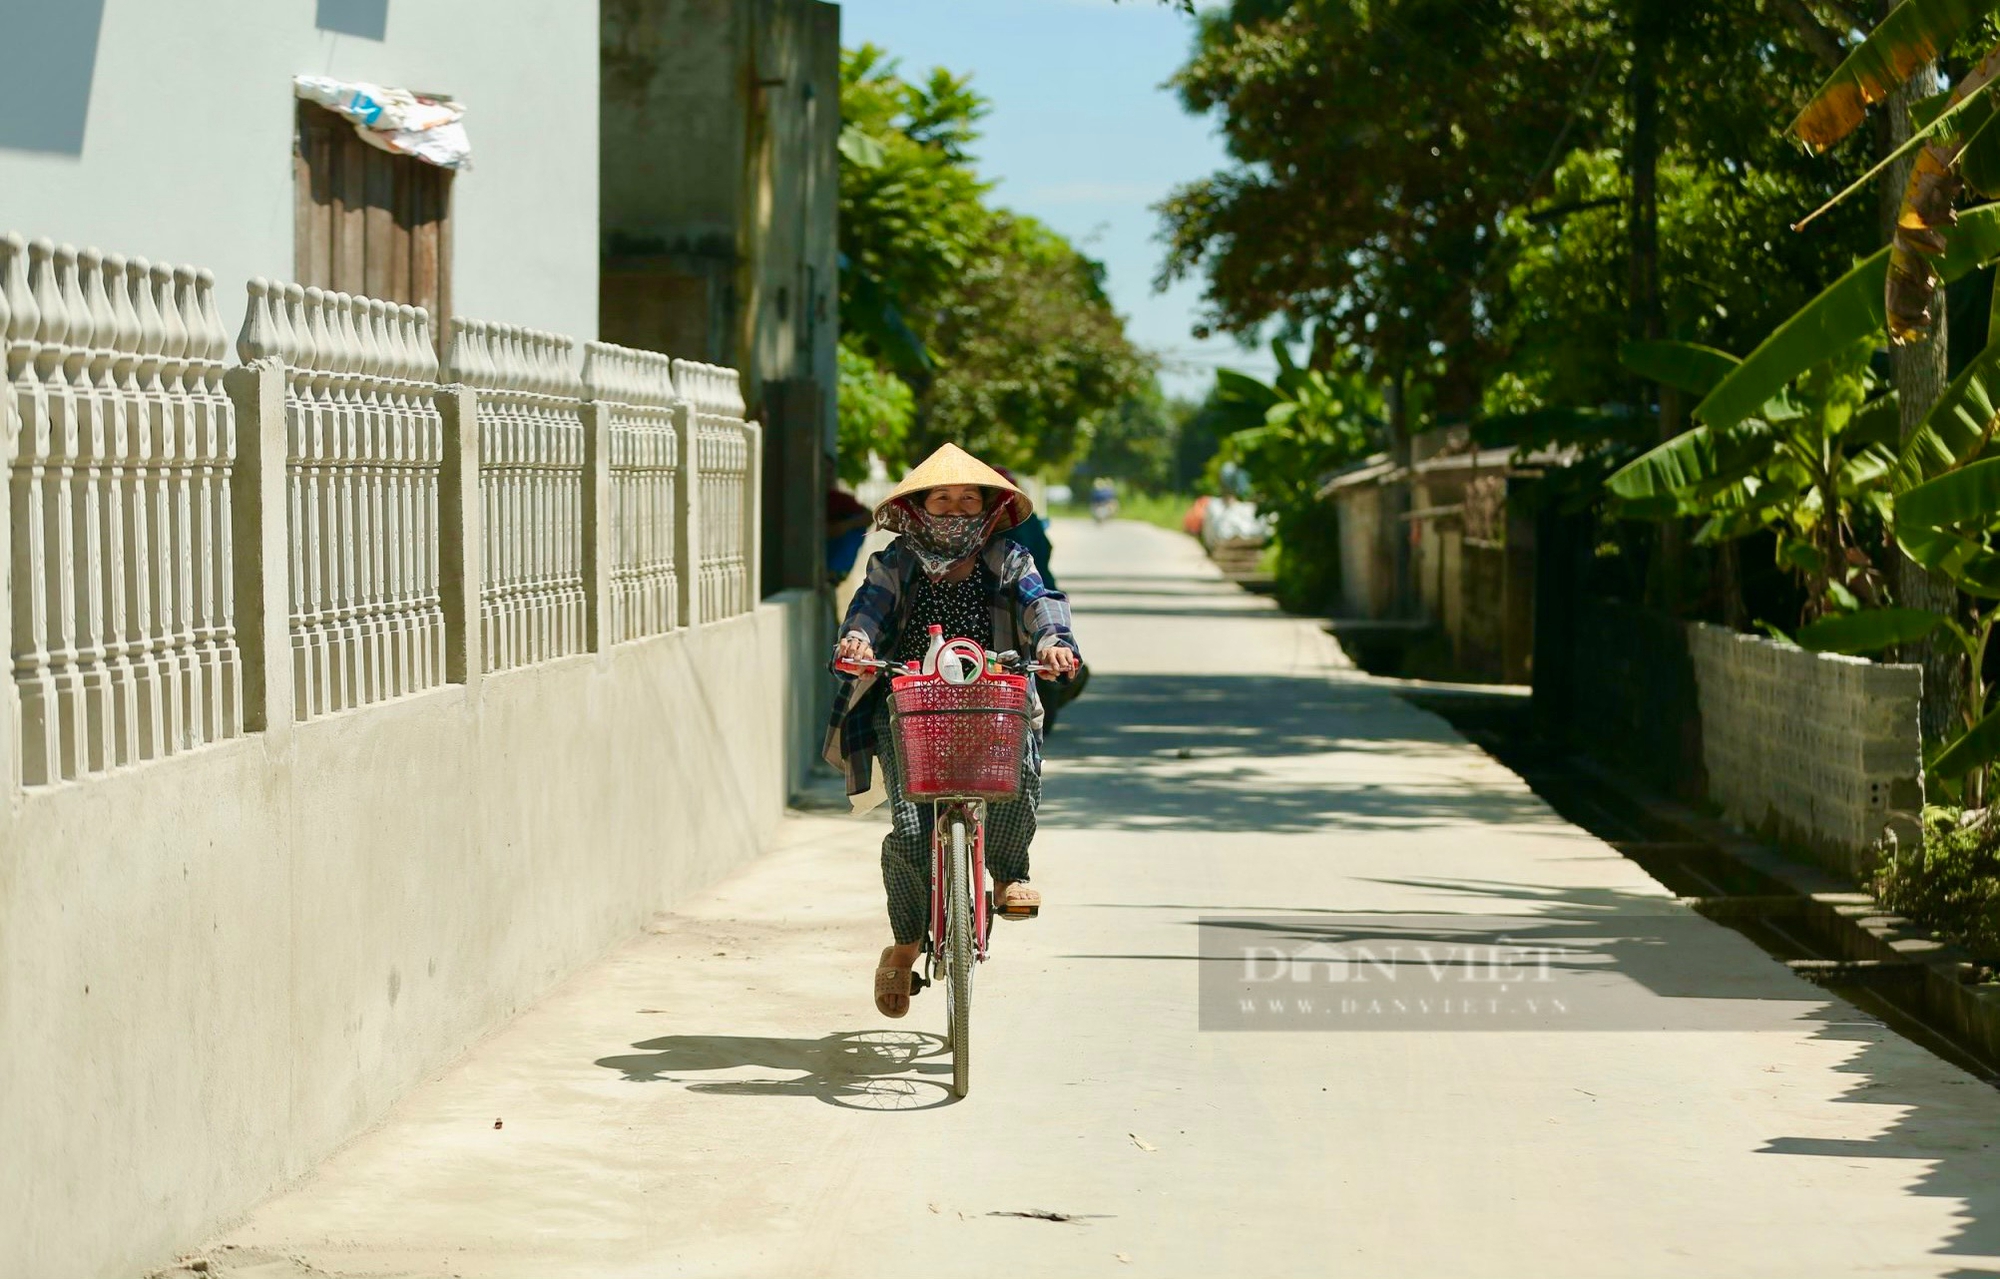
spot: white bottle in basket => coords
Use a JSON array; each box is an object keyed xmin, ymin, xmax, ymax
[{"xmin": 920, "ymin": 624, "xmax": 945, "ymax": 675}]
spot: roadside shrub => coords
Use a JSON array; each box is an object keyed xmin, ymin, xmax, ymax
[
  {"xmin": 1271, "ymin": 502, "xmax": 1343, "ymax": 615},
  {"xmin": 1875, "ymin": 806, "xmax": 2000, "ymax": 976}
]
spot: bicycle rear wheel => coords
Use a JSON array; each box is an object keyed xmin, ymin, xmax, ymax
[{"xmin": 944, "ymin": 814, "xmax": 975, "ymax": 1098}]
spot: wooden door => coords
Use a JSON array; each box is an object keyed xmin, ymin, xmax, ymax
[{"xmin": 294, "ymin": 101, "xmax": 453, "ymax": 348}]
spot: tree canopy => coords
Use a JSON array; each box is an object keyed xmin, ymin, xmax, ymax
[
  {"xmin": 1158, "ymin": 0, "xmax": 1884, "ymax": 430},
  {"xmin": 838, "ymin": 44, "xmax": 1152, "ymax": 476}
]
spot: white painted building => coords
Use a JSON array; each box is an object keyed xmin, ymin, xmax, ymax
[{"xmin": 0, "ymin": 0, "xmax": 600, "ymax": 345}]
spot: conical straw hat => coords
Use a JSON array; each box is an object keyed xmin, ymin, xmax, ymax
[{"xmin": 875, "ymin": 442, "xmax": 1033, "ymax": 532}]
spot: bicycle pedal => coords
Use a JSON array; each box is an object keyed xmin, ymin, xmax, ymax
[{"xmin": 908, "ymin": 971, "xmax": 929, "ymax": 994}]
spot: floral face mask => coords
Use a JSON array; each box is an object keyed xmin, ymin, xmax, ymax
[{"xmin": 904, "ymin": 505, "xmax": 1000, "ymax": 579}]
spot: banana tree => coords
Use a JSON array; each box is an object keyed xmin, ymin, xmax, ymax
[
  {"xmin": 1789, "ymin": 0, "xmax": 2000, "ymax": 343},
  {"xmin": 1609, "ymin": 336, "xmax": 1899, "ymax": 619},
  {"xmin": 1797, "ymin": 454, "xmax": 2000, "ymax": 800},
  {"xmin": 1208, "ymin": 336, "xmax": 1382, "ymax": 608},
  {"xmin": 1611, "ymin": 197, "xmax": 2000, "ymax": 602}
]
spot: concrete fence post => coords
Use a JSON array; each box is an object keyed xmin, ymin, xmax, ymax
[
  {"xmin": 436, "ymin": 384, "xmax": 483, "ymax": 688},
  {"xmin": 0, "ymin": 233, "xmax": 17, "ymax": 797},
  {"xmin": 675, "ymin": 399, "xmax": 700, "ymax": 629},
  {"xmin": 581, "ymin": 398, "xmax": 612, "ymax": 652},
  {"xmin": 222, "ymin": 359, "xmax": 294, "ymax": 739},
  {"xmin": 744, "ymin": 418, "xmax": 763, "ymax": 605}
]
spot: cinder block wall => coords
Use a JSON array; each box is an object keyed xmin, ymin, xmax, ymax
[{"xmin": 1686, "ymin": 622, "xmax": 1923, "ymax": 878}]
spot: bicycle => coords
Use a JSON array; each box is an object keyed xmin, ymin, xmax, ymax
[{"xmin": 833, "ymin": 639, "xmax": 1047, "ymax": 1099}]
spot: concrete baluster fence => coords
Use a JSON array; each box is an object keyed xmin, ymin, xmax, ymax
[
  {"xmin": 0, "ymin": 226, "xmax": 816, "ymax": 1279},
  {"xmin": 676, "ymin": 356, "xmax": 758, "ymax": 623},
  {"xmin": 584, "ymin": 340, "xmax": 684, "ymax": 643},
  {"xmin": 240, "ymin": 280, "xmax": 446, "ymax": 720},
  {"xmin": 447, "ymin": 318, "xmax": 587, "ymax": 671},
  {"xmin": 2, "ymin": 234, "xmax": 243, "ymax": 784}
]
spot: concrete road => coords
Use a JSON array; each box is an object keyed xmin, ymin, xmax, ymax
[{"xmin": 187, "ymin": 520, "xmax": 2000, "ymax": 1279}]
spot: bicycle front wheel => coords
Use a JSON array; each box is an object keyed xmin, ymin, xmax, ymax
[{"xmin": 945, "ymin": 814, "xmax": 975, "ymax": 1098}]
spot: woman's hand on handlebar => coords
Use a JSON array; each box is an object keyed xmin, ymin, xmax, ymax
[
  {"xmin": 1037, "ymin": 643, "xmax": 1080, "ymax": 677},
  {"xmin": 836, "ymin": 633, "xmax": 875, "ymax": 664}
]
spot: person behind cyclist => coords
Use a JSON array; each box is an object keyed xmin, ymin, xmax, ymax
[
  {"xmin": 992, "ymin": 463, "xmax": 1088, "ymax": 735},
  {"xmin": 825, "ymin": 443, "xmax": 1081, "ymax": 1018},
  {"xmin": 1088, "ymin": 477, "xmax": 1118, "ymax": 522}
]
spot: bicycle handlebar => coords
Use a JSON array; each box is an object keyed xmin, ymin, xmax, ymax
[{"xmin": 829, "ymin": 649, "xmax": 1052, "ymax": 678}]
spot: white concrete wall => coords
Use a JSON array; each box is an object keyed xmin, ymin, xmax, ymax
[
  {"xmin": 0, "ymin": 0, "xmax": 599, "ymax": 344},
  {"xmin": 0, "ymin": 591, "xmax": 818, "ymax": 1279},
  {"xmin": 1687, "ymin": 622, "xmax": 1924, "ymax": 877}
]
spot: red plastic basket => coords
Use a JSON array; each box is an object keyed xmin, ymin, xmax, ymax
[{"xmin": 889, "ymin": 672, "xmax": 1031, "ymax": 800}]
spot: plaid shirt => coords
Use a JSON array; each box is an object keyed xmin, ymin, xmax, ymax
[{"xmin": 823, "ymin": 536, "xmax": 1079, "ymax": 794}]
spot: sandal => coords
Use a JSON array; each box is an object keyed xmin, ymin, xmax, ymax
[
  {"xmin": 995, "ymin": 881, "xmax": 1041, "ymax": 920},
  {"xmin": 874, "ymin": 947, "xmax": 920, "ymax": 1018}
]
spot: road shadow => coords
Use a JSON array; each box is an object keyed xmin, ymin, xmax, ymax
[
  {"xmin": 1063, "ymin": 887, "xmax": 2000, "ymax": 1265},
  {"xmin": 1067, "ymin": 878, "xmax": 1847, "ymax": 1019},
  {"xmin": 1775, "ymin": 997, "xmax": 2000, "ymax": 1271},
  {"xmin": 1041, "ymin": 673, "xmax": 1550, "ymax": 833},
  {"xmin": 1068, "ymin": 603, "xmax": 1301, "ymax": 619},
  {"xmin": 594, "ymin": 1029, "xmax": 957, "ymax": 1111}
]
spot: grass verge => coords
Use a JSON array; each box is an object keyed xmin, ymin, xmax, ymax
[{"xmin": 1050, "ymin": 492, "xmax": 1197, "ymax": 534}]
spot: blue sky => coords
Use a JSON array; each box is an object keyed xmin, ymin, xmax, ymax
[{"xmin": 835, "ymin": 0, "xmax": 1278, "ymax": 399}]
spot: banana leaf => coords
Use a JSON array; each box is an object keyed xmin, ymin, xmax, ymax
[
  {"xmin": 1790, "ymin": 0, "xmax": 2000, "ymax": 151},
  {"xmin": 1794, "ymin": 70, "xmax": 2000, "ymax": 234},
  {"xmin": 1897, "ymin": 453, "xmax": 2000, "ymax": 529},
  {"xmin": 1848, "ymin": 393, "xmax": 1904, "ymax": 450},
  {"xmin": 1839, "ymin": 443, "xmax": 1899, "ymax": 494},
  {"xmin": 1696, "ymin": 203, "xmax": 2000, "ymax": 433},
  {"xmin": 1271, "ymin": 335, "xmax": 1299, "ymax": 379},
  {"xmin": 1930, "ymin": 701, "xmax": 2000, "ymax": 778},
  {"xmin": 1619, "ymin": 340, "xmax": 1739, "ymax": 397},
  {"xmin": 1895, "ymin": 460, "xmax": 2000, "ymax": 594},
  {"xmin": 1605, "ymin": 421, "xmax": 1777, "ymax": 502},
  {"xmin": 1214, "ymin": 367, "xmax": 1280, "ymax": 414},
  {"xmin": 1959, "ymin": 101, "xmax": 2000, "ymax": 196},
  {"xmin": 1895, "ymin": 336, "xmax": 2000, "ymax": 486},
  {"xmin": 1794, "ymin": 607, "xmax": 1944, "ymax": 654}
]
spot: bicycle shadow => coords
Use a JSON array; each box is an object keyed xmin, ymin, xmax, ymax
[{"xmin": 594, "ymin": 1029, "xmax": 958, "ymax": 1111}]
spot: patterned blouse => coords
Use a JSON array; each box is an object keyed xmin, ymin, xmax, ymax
[{"xmin": 894, "ymin": 563, "xmax": 996, "ymax": 663}]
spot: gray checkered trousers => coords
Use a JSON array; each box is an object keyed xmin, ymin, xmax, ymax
[{"xmin": 873, "ymin": 698, "xmax": 1040, "ymax": 945}]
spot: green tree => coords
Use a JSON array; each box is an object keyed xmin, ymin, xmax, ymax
[
  {"xmin": 1158, "ymin": 0, "xmax": 1615, "ymax": 422},
  {"xmin": 839, "ymin": 46, "xmax": 1150, "ymax": 475},
  {"xmin": 1072, "ymin": 380, "xmax": 1186, "ymax": 494},
  {"xmin": 838, "ymin": 44, "xmax": 990, "ymax": 377},
  {"xmin": 1205, "ymin": 337, "xmax": 1384, "ymax": 610},
  {"xmin": 1159, "ymin": 1, "xmax": 1881, "ymax": 440},
  {"xmin": 835, "ymin": 338, "xmax": 914, "ymax": 484},
  {"xmin": 920, "ymin": 213, "xmax": 1149, "ymax": 470}
]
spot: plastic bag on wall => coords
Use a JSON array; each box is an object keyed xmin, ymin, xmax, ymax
[{"xmin": 294, "ymin": 75, "xmax": 473, "ymax": 171}]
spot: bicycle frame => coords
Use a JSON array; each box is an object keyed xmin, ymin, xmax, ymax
[
  {"xmin": 831, "ymin": 645, "xmax": 1046, "ymax": 980},
  {"xmin": 927, "ymin": 799, "xmax": 991, "ymax": 967}
]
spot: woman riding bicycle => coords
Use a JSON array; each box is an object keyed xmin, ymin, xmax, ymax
[{"xmin": 823, "ymin": 444, "xmax": 1082, "ymax": 1018}]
